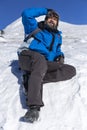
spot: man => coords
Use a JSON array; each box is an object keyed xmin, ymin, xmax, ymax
[{"xmin": 18, "ymin": 8, "xmax": 75, "ymax": 123}]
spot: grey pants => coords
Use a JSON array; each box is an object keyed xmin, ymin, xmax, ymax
[{"xmin": 18, "ymin": 50, "xmax": 76, "ymax": 107}]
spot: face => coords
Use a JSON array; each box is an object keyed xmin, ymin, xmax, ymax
[{"xmin": 45, "ymin": 17, "xmax": 58, "ymax": 29}]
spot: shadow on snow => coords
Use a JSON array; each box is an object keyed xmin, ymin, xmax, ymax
[{"xmin": 10, "ymin": 60, "xmax": 28, "ymax": 110}]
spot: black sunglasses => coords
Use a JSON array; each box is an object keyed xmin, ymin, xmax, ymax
[{"xmin": 47, "ymin": 11, "xmax": 59, "ymax": 19}]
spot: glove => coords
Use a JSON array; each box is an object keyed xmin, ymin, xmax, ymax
[
  {"xmin": 46, "ymin": 9, "xmax": 59, "ymax": 20},
  {"xmin": 47, "ymin": 9, "xmax": 55, "ymax": 13},
  {"xmin": 55, "ymin": 55, "xmax": 64, "ymax": 64},
  {"xmin": 47, "ymin": 9, "xmax": 55, "ymax": 16}
]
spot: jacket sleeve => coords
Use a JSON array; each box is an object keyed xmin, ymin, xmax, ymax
[
  {"xmin": 22, "ymin": 8, "xmax": 48, "ymax": 34},
  {"xmin": 56, "ymin": 31, "xmax": 64, "ymax": 57}
]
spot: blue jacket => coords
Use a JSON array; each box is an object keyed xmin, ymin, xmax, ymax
[{"xmin": 21, "ymin": 8, "xmax": 64, "ymax": 61}]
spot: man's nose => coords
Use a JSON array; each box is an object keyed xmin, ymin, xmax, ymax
[{"xmin": 50, "ymin": 20, "xmax": 54, "ymax": 23}]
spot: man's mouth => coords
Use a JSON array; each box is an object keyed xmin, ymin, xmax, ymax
[{"xmin": 49, "ymin": 21, "xmax": 54, "ymax": 26}]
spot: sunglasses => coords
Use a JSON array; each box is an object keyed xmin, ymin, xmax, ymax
[{"xmin": 47, "ymin": 11, "xmax": 59, "ymax": 20}]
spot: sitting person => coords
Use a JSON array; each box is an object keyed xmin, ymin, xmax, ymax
[{"xmin": 18, "ymin": 8, "xmax": 76, "ymax": 123}]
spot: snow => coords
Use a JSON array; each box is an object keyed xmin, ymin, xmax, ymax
[{"xmin": 0, "ymin": 17, "xmax": 87, "ymax": 130}]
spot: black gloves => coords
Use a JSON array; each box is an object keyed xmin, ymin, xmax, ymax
[
  {"xmin": 46, "ymin": 8, "xmax": 59, "ymax": 22},
  {"xmin": 47, "ymin": 9, "xmax": 56, "ymax": 16},
  {"xmin": 55, "ymin": 55, "xmax": 64, "ymax": 64},
  {"xmin": 47, "ymin": 9, "xmax": 55, "ymax": 13}
]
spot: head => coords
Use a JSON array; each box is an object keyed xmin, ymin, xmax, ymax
[{"xmin": 45, "ymin": 10, "xmax": 59, "ymax": 30}]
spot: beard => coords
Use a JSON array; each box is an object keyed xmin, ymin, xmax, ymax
[
  {"xmin": 38, "ymin": 21, "xmax": 58, "ymax": 33},
  {"xmin": 44, "ymin": 21, "xmax": 58, "ymax": 33},
  {"xmin": 46, "ymin": 20, "xmax": 56, "ymax": 29}
]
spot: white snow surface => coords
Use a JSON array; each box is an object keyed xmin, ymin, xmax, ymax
[{"xmin": 0, "ymin": 17, "xmax": 87, "ymax": 130}]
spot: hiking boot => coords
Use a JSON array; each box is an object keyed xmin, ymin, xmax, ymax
[{"xmin": 23, "ymin": 108, "xmax": 40, "ymax": 123}]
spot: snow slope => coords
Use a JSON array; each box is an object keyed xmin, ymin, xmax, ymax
[{"xmin": 0, "ymin": 17, "xmax": 87, "ymax": 130}]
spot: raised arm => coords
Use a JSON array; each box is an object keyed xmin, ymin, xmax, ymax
[{"xmin": 22, "ymin": 8, "xmax": 48, "ymax": 34}]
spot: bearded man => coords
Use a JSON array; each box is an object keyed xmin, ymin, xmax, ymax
[{"xmin": 18, "ymin": 8, "xmax": 75, "ymax": 123}]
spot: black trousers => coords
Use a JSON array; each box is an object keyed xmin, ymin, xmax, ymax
[{"xmin": 18, "ymin": 50, "xmax": 76, "ymax": 107}]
